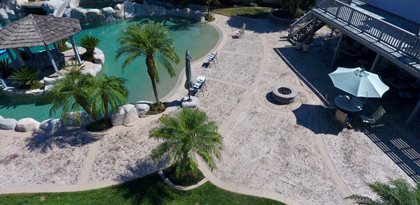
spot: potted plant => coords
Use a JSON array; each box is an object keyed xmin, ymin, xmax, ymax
[
  {"xmin": 302, "ymin": 40, "xmax": 311, "ymax": 53},
  {"xmin": 295, "ymin": 39, "xmax": 303, "ymax": 50}
]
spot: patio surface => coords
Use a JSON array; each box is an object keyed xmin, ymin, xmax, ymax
[{"xmin": 0, "ymin": 14, "xmax": 417, "ymax": 205}]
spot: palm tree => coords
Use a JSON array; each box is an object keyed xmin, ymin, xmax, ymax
[
  {"xmin": 90, "ymin": 74, "xmax": 128, "ymax": 120},
  {"xmin": 50, "ymin": 67, "xmax": 128, "ymax": 122},
  {"xmin": 346, "ymin": 178, "xmax": 420, "ymax": 205},
  {"xmin": 79, "ymin": 35, "xmax": 100, "ymax": 62},
  {"xmin": 150, "ymin": 108, "xmax": 222, "ymax": 178},
  {"xmin": 49, "ymin": 69, "xmax": 94, "ymax": 120},
  {"xmin": 116, "ymin": 21, "xmax": 180, "ymax": 107}
]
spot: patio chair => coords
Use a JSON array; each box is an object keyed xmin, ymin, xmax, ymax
[
  {"xmin": 360, "ymin": 106, "xmax": 386, "ymax": 124},
  {"xmin": 335, "ymin": 109, "xmax": 350, "ymax": 128},
  {"xmin": 206, "ymin": 52, "xmax": 217, "ymax": 68}
]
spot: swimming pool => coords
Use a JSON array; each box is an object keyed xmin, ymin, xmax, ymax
[{"xmin": 0, "ymin": 17, "xmax": 219, "ymax": 121}]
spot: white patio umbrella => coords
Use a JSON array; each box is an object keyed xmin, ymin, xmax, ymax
[{"xmin": 328, "ymin": 67, "xmax": 389, "ymax": 98}]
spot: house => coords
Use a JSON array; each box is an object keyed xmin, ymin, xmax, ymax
[{"xmin": 288, "ymin": 0, "xmax": 419, "ymax": 125}]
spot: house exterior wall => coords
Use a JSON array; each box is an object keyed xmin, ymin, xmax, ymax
[{"xmin": 367, "ymin": 0, "xmax": 420, "ymax": 24}]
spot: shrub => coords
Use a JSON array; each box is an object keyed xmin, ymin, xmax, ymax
[
  {"xmin": 8, "ymin": 67, "xmax": 40, "ymax": 89},
  {"xmin": 205, "ymin": 13, "xmax": 215, "ymax": 21},
  {"xmin": 79, "ymin": 35, "xmax": 100, "ymax": 63},
  {"xmin": 58, "ymin": 38, "xmax": 71, "ymax": 52}
]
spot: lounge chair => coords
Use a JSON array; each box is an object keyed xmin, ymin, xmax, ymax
[
  {"xmin": 206, "ymin": 52, "xmax": 217, "ymax": 68},
  {"xmin": 192, "ymin": 75, "xmax": 206, "ymax": 96},
  {"xmin": 361, "ymin": 106, "xmax": 386, "ymax": 124}
]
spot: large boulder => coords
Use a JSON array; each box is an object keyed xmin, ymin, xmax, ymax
[
  {"xmin": 114, "ymin": 3, "xmax": 124, "ymax": 19},
  {"xmin": 93, "ymin": 48, "xmax": 105, "ymax": 64},
  {"xmin": 111, "ymin": 104, "xmax": 138, "ymax": 126},
  {"xmin": 70, "ymin": 8, "xmax": 88, "ymax": 24},
  {"xmin": 86, "ymin": 9, "xmax": 105, "ymax": 25},
  {"xmin": 0, "ymin": 116, "xmax": 17, "ymax": 130},
  {"xmin": 64, "ymin": 111, "xmax": 91, "ymax": 128},
  {"xmin": 124, "ymin": 1, "xmax": 135, "ymax": 18},
  {"xmin": 38, "ymin": 119, "xmax": 62, "ymax": 135},
  {"xmin": 102, "ymin": 7, "xmax": 114, "ymax": 18},
  {"xmin": 0, "ymin": 9, "xmax": 8, "ymax": 20},
  {"xmin": 63, "ymin": 8, "xmax": 72, "ymax": 17},
  {"xmin": 134, "ymin": 103, "xmax": 150, "ymax": 117},
  {"xmin": 154, "ymin": 6, "xmax": 165, "ymax": 16},
  {"xmin": 15, "ymin": 118, "xmax": 40, "ymax": 132}
]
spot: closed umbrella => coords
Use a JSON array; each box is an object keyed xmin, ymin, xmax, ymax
[
  {"xmin": 184, "ymin": 50, "xmax": 193, "ymax": 100},
  {"xmin": 328, "ymin": 67, "xmax": 389, "ymax": 98}
]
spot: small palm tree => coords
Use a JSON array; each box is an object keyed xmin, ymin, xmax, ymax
[
  {"xmin": 150, "ymin": 108, "xmax": 223, "ymax": 178},
  {"xmin": 90, "ymin": 74, "xmax": 128, "ymax": 120},
  {"xmin": 79, "ymin": 35, "xmax": 100, "ymax": 62},
  {"xmin": 346, "ymin": 178, "xmax": 420, "ymax": 205},
  {"xmin": 116, "ymin": 21, "xmax": 180, "ymax": 108},
  {"xmin": 49, "ymin": 69, "xmax": 94, "ymax": 120}
]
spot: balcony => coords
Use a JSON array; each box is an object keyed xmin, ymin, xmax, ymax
[{"xmin": 310, "ymin": 0, "xmax": 419, "ymax": 78}]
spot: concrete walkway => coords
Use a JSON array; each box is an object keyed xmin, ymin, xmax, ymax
[{"xmin": 0, "ymin": 14, "xmax": 414, "ymax": 205}]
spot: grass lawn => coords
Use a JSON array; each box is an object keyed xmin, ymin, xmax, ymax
[
  {"xmin": 0, "ymin": 174, "xmax": 284, "ymax": 205},
  {"xmin": 212, "ymin": 7, "xmax": 273, "ymax": 19}
]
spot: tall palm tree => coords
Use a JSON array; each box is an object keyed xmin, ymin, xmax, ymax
[
  {"xmin": 116, "ymin": 21, "xmax": 180, "ymax": 106},
  {"xmin": 49, "ymin": 69, "xmax": 94, "ymax": 120},
  {"xmin": 90, "ymin": 74, "xmax": 128, "ymax": 120},
  {"xmin": 150, "ymin": 108, "xmax": 223, "ymax": 178},
  {"xmin": 346, "ymin": 178, "xmax": 420, "ymax": 205}
]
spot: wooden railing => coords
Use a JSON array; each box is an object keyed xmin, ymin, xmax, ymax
[{"xmin": 315, "ymin": 0, "xmax": 420, "ymax": 62}]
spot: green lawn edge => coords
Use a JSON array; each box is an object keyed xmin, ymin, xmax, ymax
[
  {"xmin": 212, "ymin": 7, "xmax": 273, "ymax": 19},
  {"xmin": 0, "ymin": 173, "xmax": 285, "ymax": 205}
]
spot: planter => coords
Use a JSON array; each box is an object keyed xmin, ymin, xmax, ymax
[
  {"xmin": 295, "ymin": 41, "xmax": 303, "ymax": 50},
  {"xmin": 302, "ymin": 42, "xmax": 310, "ymax": 53},
  {"xmin": 271, "ymin": 84, "xmax": 298, "ymax": 104},
  {"xmin": 158, "ymin": 170, "xmax": 208, "ymax": 191}
]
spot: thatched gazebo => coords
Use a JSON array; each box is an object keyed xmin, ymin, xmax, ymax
[{"xmin": 0, "ymin": 14, "xmax": 82, "ymax": 74}]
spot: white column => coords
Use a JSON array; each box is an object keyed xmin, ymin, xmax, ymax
[
  {"xmin": 12, "ymin": 48, "xmax": 25, "ymax": 67},
  {"xmin": 406, "ymin": 100, "xmax": 420, "ymax": 126},
  {"xmin": 44, "ymin": 43, "xmax": 60, "ymax": 75},
  {"xmin": 69, "ymin": 36, "xmax": 82, "ymax": 64},
  {"xmin": 330, "ymin": 34, "xmax": 343, "ymax": 68}
]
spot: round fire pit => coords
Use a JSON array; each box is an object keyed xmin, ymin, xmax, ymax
[{"xmin": 271, "ymin": 84, "xmax": 298, "ymax": 104}]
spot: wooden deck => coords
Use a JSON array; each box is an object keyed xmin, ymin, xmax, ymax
[{"xmin": 312, "ymin": 0, "xmax": 419, "ymax": 78}]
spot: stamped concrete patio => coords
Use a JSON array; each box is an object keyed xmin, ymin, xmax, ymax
[{"xmin": 0, "ymin": 14, "xmax": 417, "ymax": 205}]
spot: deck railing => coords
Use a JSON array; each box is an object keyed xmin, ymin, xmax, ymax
[{"xmin": 315, "ymin": 0, "xmax": 420, "ymax": 61}]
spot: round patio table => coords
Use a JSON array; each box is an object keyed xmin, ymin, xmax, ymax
[{"xmin": 334, "ymin": 95, "xmax": 364, "ymax": 113}]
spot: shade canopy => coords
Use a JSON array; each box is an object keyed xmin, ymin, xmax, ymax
[
  {"xmin": 329, "ymin": 67, "xmax": 389, "ymax": 98},
  {"xmin": 0, "ymin": 14, "xmax": 81, "ymax": 49}
]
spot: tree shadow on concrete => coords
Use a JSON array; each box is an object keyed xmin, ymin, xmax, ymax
[
  {"xmin": 26, "ymin": 128, "xmax": 100, "ymax": 153},
  {"xmin": 116, "ymin": 158, "xmax": 177, "ymax": 205},
  {"xmin": 292, "ymin": 103, "xmax": 342, "ymax": 135}
]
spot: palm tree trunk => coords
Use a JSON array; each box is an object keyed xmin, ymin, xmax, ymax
[
  {"xmin": 146, "ymin": 56, "xmax": 160, "ymax": 105},
  {"xmin": 102, "ymin": 95, "xmax": 109, "ymax": 120}
]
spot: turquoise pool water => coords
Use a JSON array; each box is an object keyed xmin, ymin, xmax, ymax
[{"xmin": 0, "ymin": 17, "xmax": 219, "ymax": 121}]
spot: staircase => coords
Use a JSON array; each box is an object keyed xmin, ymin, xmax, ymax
[{"xmin": 288, "ymin": 12, "xmax": 325, "ymax": 44}]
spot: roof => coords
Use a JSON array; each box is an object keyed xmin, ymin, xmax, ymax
[{"xmin": 0, "ymin": 14, "xmax": 81, "ymax": 49}]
